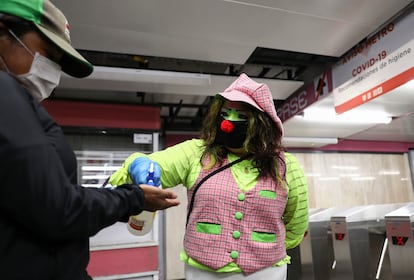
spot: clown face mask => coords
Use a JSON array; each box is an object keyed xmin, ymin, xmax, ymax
[{"xmin": 214, "ymin": 102, "xmax": 249, "ymax": 148}]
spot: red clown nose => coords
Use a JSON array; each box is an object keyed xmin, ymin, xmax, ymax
[{"xmin": 220, "ymin": 119, "xmax": 234, "ymax": 133}]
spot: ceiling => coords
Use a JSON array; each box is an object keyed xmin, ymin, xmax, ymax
[{"xmin": 51, "ymin": 0, "xmax": 414, "ymax": 148}]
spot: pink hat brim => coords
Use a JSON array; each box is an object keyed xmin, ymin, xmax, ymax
[{"xmin": 218, "ymin": 90, "xmax": 264, "ymax": 112}]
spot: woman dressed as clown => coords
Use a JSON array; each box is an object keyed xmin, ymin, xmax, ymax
[{"xmin": 110, "ymin": 73, "xmax": 309, "ymax": 280}]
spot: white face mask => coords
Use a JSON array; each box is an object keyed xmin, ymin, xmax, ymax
[
  {"xmin": 17, "ymin": 52, "xmax": 61, "ymax": 102},
  {"xmin": 6, "ymin": 29, "xmax": 62, "ymax": 102}
]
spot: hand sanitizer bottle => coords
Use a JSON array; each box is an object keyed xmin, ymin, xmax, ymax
[{"xmin": 127, "ymin": 162, "xmax": 158, "ymax": 236}]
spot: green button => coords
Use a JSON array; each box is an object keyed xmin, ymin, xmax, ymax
[
  {"xmin": 230, "ymin": 251, "xmax": 239, "ymax": 259},
  {"xmin": 237, "ymin": 193, "xmax": 245, "ymax": 201},
  {"xmin": 232, "ymin": 231, "xmax": 241, "ymax": 239},
  {"xmin": 235, "ymin": 212, "xmax": 243, "ymax": 220}
]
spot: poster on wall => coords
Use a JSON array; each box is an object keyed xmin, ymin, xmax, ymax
[{"xmin": 332, "ymin": 10, "xmax": 414, "ymax": 114}]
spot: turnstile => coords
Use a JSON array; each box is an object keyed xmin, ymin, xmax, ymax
[
  {"xmin": 290, "ymin": 207, "xmax": 346, "ymax": 280},
  {"xmin": 293, "ymin": 208, "xmax": 326, "ymax": 280},
  {"xmin": 384, "ymin": 202, "xmax": 414, "ymax": 280},
  {"xmin": 304, "ymin": 207, "xmax": 346, "ymax": 280},
  {"xmin": 330, "ymin": 204, "xmax": 403, "ymax": 280},
  {"xmin": 288, "ymin": 208, "xmax": 326, "ymax": 280}
]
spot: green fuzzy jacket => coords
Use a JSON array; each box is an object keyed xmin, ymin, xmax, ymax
[{"xmin": 110, "ymin": 139, "xmax": 309, "ymax": 272}]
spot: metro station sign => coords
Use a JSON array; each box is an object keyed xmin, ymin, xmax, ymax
[{"xmin": 331, "ymin": 11, "xmax": 414, "ymax": 114}]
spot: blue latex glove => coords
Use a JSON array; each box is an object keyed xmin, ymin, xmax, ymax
[{"xmin": 128, "ymin": 157, "xmax": 161, "ymax": 186}]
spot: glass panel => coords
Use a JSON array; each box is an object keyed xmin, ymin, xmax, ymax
[
  {"xmin": 74, "ymin": 150, "xmax": 160, "ymax": 249},
  {"xmin": 75, "ymin": 150, "xmax": 136, "ymax": 188}
]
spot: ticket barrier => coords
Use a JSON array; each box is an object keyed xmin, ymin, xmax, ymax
[
  {"xmin": 289, "ymin": 207, "xmax": 344, "ymax": 280},
  {"xmin": 287, "ymin": 208, "xmax": 325, "ymax": 280},
  {"xmin": 384, "ymin": 202, "xmax": 414, "ymax": 280},
  {"xmin": 330, "ymin": 204, "xmax": 403, "ymax": 280},
  {"xmin": 286, "ymin": 208, "xmax": 325, "ymax": 280},
  {"xmin": 296, "ymin": 208, "xmax": 325, "ymax": 280},
  {"xmin": 303, "ymin": 207, "xmax": 347, "ymax": 280}
]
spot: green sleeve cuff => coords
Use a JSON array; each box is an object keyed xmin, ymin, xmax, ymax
[{"xmin": 109, "ymin": 152, "xmax": 147, "ymax": 186}]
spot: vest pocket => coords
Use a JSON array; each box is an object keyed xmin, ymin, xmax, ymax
[
  {"xmin": 252, "ymin": 231, "xmax": 276, "ymax": 243},
  {"xmin": 196, "ymin": 222, "xmax": 222, "ymax": 235},
  {"xmin": 259, "ymin": 190, "xmax": 277, "ymax": 199}
]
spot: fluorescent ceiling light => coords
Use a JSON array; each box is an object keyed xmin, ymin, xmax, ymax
[
  {"xmin": 300, "ymin": 108, "xmax": 392, "ymax": 124},
  {"xmin": 331, "ymin": 165, "xmax": 358, "ymax": 170},
  {"xmin": 378, "ymin": 171, "xmax": 400, "ymax": 175},
  {"xmin": 339, "ymin": 173, "xmax": 360, "ymax": 177},
  {"xmin": 351, "ymin": 177, "xmax": 376, "ymax": 181},
  {"xmin": 82, "ymin": 175, "xmax": 111, "ymax": 180},
  {"xmin": 305, "ymin": 173, "xmax": 322, "ymax": 177},
  {"xmin": 89, "ymin": 66, "xmax": 212, "ymax": 86},
  {"xmin": 81, "ymin": 165, "xmax": 121, "ymax": 171},
  {"xmin": 318, "ymin": 177, "xmax": 340, "ymax": 181}
]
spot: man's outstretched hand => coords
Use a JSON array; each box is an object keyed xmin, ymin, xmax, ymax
[{"xmin": 139, "ymin": 184, "xmax": 180, "ymax": 211}]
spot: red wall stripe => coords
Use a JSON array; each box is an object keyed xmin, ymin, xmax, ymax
[
  {"xmin": 165, "ymin": 134, "xmax": 414, "ymax": 152},
  {"xmin": 87, "ymin": 246, "xmax": 159, "ymax": 277},
  {"xmin": 42, "ymin": 100, "xmax": 161, "ymax": 130},
  {"xmin": 165, "ymin": 133, "xmax": 199, "ymax": 147},
  {"xmin": 319, "ymin": 139, "xmax": 414, "ymax": 153}
]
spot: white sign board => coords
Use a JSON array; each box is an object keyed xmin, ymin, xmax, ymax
[
  {"xmin": 133, "ymin": 133, "xmax": 153, "ymax": 144},
  {"xmin": 332, "ymin": 11, "xmax": 414, "ymax": 114}
]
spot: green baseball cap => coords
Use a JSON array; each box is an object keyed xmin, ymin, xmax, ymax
[{"xmin": 0, "ymin": 0, "xmax": 93, "ymax": 78}]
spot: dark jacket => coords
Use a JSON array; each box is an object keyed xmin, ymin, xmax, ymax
[{"xmin": 0, "ymin": 72, "xmax": 144, "ymax": 279}]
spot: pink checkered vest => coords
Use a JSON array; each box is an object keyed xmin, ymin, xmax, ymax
[{"xmin": 184, "ymin": 155, "xmax": 288, "ymax": 274}]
